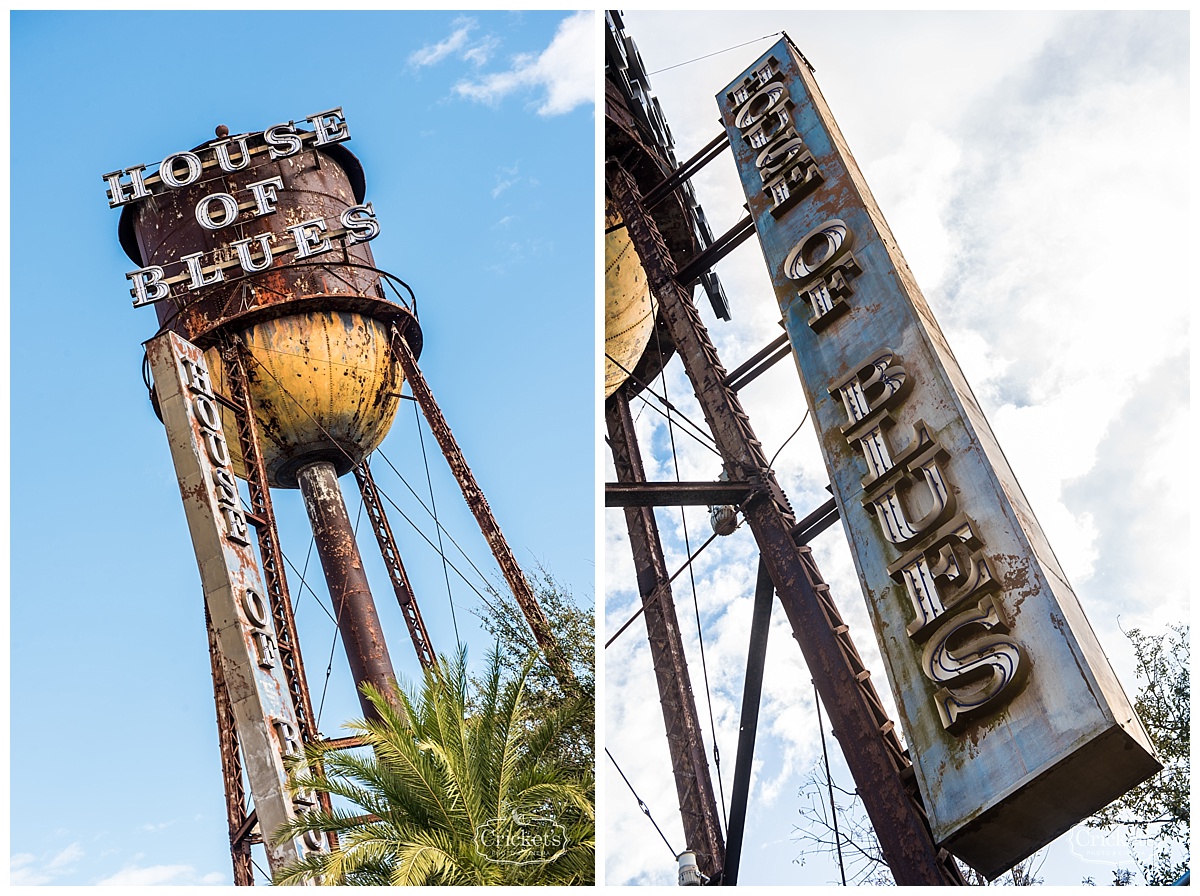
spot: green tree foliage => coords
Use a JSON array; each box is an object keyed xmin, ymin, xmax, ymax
[
  {"xmin": 474, "ymin": 567, "xmax": 595, "ymax": 772},
  {"xmin": 1086, "ymin": 624, "xmax": 1189, "ymax": 885},
  {"xmin": 271, "ymin": 648, "xmax": 595, "ymax": 885}
]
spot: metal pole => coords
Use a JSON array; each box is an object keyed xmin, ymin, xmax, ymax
[
  {"xmin": 297, "ymin": 460, "xmax": 400, "ymax": 721},
  {"xmin": 722, "ymin": 556, "xmax": 774, "ymax": 885},
  {"xmin": 607, "ymin": 389, "xmax": 726, "ymax": 881}
]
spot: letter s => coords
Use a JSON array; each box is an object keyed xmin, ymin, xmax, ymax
[{"xmin": 921, "ymin": 595, "xmax": 1029, "ymax": 732}]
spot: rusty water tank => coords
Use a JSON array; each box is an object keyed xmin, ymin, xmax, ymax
[
  {"xmin": 121, "ymin": 128, "xmax": 421, "ymax": 488},
  {"xmin": 604, "ymin": 200, "xmax": 658, "ymax": 398}
]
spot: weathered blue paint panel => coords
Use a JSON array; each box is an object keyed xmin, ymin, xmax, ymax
[{"xmin": 717, "ymin": 38, "xmax": 1159, "ymax": 878}]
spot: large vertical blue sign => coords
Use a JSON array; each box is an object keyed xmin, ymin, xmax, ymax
[{"xmin": 717, "ymin": 38, "xmax": 1159, "ymax": 878}]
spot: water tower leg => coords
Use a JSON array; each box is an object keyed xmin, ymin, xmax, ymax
[{"xmin": 297, "ymin": 460, "xmax": 400, "ymax": 721}]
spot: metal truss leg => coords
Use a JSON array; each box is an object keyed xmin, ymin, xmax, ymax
[
  {"xmin": 387, "ymin": 330, "xmax": 577, "ymax": 693},
  {"xmin": 608, "ymin": 160, "xmax": 965, "ymax": 886},
  {"xmin": 206, "ymin": 606, "xmax": 255, "ymax": 886},
  {"xmin": 355, "ymin": 459, "xmax": 438, "ymax": 671},
  {"xmin": 607, "ymin": 389, "xmax": 726, "ymax": 881}
]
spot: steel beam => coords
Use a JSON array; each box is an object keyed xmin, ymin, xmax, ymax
[
  {"xmin": 723, "ymin": 333, "xmax": 791, "ymax": 393},
  {"xmin": 605, "ymin": 480, "xmax": 751, "ymax": 508},
  {"xmin": 674, "ymin": 214, "xmax": 756, "ymax": 289},
  {"xmin": 791, "ymin": 497, "xmax": 840, "ymax": 546},
  {"xmin": 722, "ymin": 556, "xmax": 774, "ymax": 886},
  {"xmin": 607, "ymin": 389, "xmax": 726, "ymax": 882},
  {"xmin": 641, "ymin": 131, "xmax": 731, "ymax": 210}
]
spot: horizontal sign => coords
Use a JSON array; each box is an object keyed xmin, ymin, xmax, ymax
[
  {"xmin": 102, "ymin": 108, "xmax": 381, "ymax": 307},
  {"xmin": 717, "ymin": 38, "xmax": 1159, "ymax": 878}
]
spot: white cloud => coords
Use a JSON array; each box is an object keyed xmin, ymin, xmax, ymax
[
  {"xmin": 9, "ymin": 842, "xmax": 84, "ymax": 885},
  {"xmin": 47, "ymin": 842, "xmax": 84, "ymax": 870},
  {"xmin": 491, "ymin": 164, "xmax": 520, "ymax": 199},
  {"xmin": 96, "ymin": 863, "xmax": 215, "ymax": 886},
  {"xmin": 454, "ymin": 11, "xmax": 595, "ymax": 116},
  {"xmin": 407, "ymin": 16, "xmax": 477, "ymax": 69},
  {"xmin": 462, "ymin": 35, "xmax": 500, "ymax": 68}
]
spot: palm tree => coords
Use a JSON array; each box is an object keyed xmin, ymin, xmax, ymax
[{"xmin": 271, "ymin": 648, "xmax": 595, "ymax": 885}]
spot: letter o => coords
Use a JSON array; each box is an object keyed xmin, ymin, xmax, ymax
[
  {"xmin": 783, "ymin": 220, "xmax": 852, "ymax": 283},
  {"xmin": 241, "ymin": 588, "xmax": 271, "ymax": 629},
  {"xmin": 192, "ymin": 393, "xmax": 221, "ymax": 432},
  {"xmin": 159, "ymin": 152, "xmax": 203, "ymax": 189},
  {"xmin": 735, "ymin": 84, "xmax": 785, "ymax": 130},
  {"xmin": 195, "ymin": 192, "xmax": 239, "ymax": 230}
]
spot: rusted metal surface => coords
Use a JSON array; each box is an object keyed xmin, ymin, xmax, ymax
[
  {"xmin": 354, "ymin": 459, "xmax": 437, "ymax": 671},
  {"xmin": 147, "ymin": 330, "xmax": 319, "ymax": 877},
  {"xmin": 608, "ymin": 160, "xmax": 964, "ymax": 886},
  {"xmin": 121, "ymin": 134, "xmax": 387, "ymax": 344},
  {"xmin": 723, "ymin": 333, "xmax": 791, "ymax": 392},
  {"xmin": 718, "ymin": 37, "xmax": 1160, "ymax": 877},
  {"xmin": 205, "ymin": 311, "xmax": 411, "ymax": 488},
  {"xmin": 124, "ymin": 125, "xmax": 423, "ymax": 490},
  {"xmin": 387, "ymin": 330, "xmax": 578, "ymax": 693},
  {"xmin": 206, "ymin": 605, "xmax": 255, "ymax": 886},
  {"xmin": 219, "ymin": 338, "xmax": 320, "ymax": 746},
  {"xmin": 297, "ymin": 459, "xmax": 401, "ymax": 721},
  {"xmin": 219, "ymin": 337, "xmax": 338, "ymax": 857},
  {"xmin": 604, "ymin": 480, "xmax": 751, "ymax": 508},
  {"xmin": 606, "ymin": 390, "xmax": 725, "ymax": 882}
]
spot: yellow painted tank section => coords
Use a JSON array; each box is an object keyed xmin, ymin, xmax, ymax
[
  {"xmin": 605, "ymin": 201, "xmax": 657, "ymax": 398},
  {"xmin": 204, "ymin": 310, "xmax": 403, "ymax": 488}
]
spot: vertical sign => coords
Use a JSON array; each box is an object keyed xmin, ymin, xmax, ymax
[
  {"xmin": 147, "ymin": 331, "xmax": 322, "ymax": 878},
  {"xmin": 718, "ymin": 39, "xmax": 1159, "ymax": 877}
]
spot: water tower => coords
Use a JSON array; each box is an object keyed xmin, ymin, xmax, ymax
[{"xmin": 108, "ymin": 108, "xmax": 570, "ymax": 882}]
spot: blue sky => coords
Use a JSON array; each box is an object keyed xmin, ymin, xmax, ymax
[
  {"xmin": 605, "ymin": 10, "xmax": 1189, "ymax": 886},
  {"xmin": 9, "ymin": 10, "xmax": 595, "ymax": 886}
]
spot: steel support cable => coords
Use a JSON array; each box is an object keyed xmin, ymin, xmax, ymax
[
  {"xmin": 606, "ymin": 748, "xmax": 678, "ymax": 859},
  {"xmin": 410, "ymin": 397, "xmax": 462, "ymax": 650},
  {"xmin": 646, "ymin": 32, "xmax": 783, "ymax": 76},
  {"xmin": 369, "ymin": 476, "xmax": 511, "ymax": 628},
  {"xmin": 233, "ymin": 488, "xmax": 342, "ymax": 631},
  {"xmin": 604, "ymin": 530, "xmax": 719, "ymax": 650},
  {"xmin": 238, "ymin": 337, "xmax": 543, "ymax": 670},
  {"xmin": 241, "ymin": 350, "xmax": 492, "ymax": 625},
  {"xmin": 385, "ymin": 327, "xmax": 577, "ymax": 692},
  {"xmin": 364, "ymin": 472, "xmax": 542, "ymax": 665},
  {"xmin": 293, "ymin": 536, "xmax": 316, "ymax": 617},
  {"xmin": 654, "ymin": 325, "xmax": 730, "ymax": 837},
  {"xmin": 605, "ymin": 352, "xmax": 721, "ymax": 457},
  {"xmin": 768, "ymin": 409, "xmax": 810, "ymax": 472},
  {"xmin": 375, "ymin": 448, "xmax": 497, "ymax": 588},
  {"xmin": 251, "ymin": 858, "xmax": 267, "ymax": 882}
]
